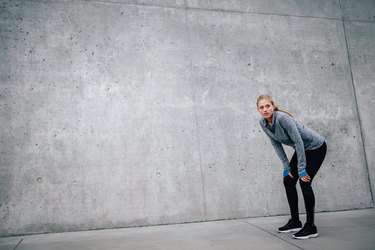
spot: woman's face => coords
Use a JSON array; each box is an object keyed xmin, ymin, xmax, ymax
[{"xmin": 257, "ymin": 99, "xmax": 275, "ymax": 120}]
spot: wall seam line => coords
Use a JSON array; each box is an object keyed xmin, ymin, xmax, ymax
[
  {"xmin": 339, "ymin": 0, "xmax": 374, "ymax": 206},
  {"xmin": 183, "ymin": 3, "xmax": 208, "ymax": 220},
  {"xmin": 83, "ymin": 0, "xmax": 375, "ymax": 24}
]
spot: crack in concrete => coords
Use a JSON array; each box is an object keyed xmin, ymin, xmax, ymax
[
  {"xmin": 13, "ymin": 238, "xmax": 23, "ymax": 250},
  {"xmin": 244, "ymin": 221, "xmax": 304, "ymax": 250}
]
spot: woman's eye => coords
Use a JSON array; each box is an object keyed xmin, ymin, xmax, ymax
[{"xmin": 265, "ymin": 105, "xmax": 270, "ymax": 108}]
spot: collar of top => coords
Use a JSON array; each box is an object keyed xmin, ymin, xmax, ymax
[{"xmin": 261, "ymin": 110, "xmax": 278, "ymax": 126}]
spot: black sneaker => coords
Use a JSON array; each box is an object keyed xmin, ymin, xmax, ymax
[
  {"xmin": 277, "ymin": 219, "xmax": 302, "ymax": 233},
  {"xmin": 293, "ymin": 223, "xmax": 318, "ymax": 240}
]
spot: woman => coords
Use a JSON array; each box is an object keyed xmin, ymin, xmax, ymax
[{"xmin": 257, "ymin": 94, "xmax": 327, "ymax": 240}]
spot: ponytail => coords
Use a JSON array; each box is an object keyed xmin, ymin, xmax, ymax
[{"xmin": 274, "ymin": 106, "xmax": 293, "ymax": 117}]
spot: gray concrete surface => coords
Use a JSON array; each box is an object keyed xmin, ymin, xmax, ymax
[
  {"xmin": 345, "ymin": 20, "xmax": 375, "ymax": 201},
  {"xmin": 0, "ymin": 208, "xmax": 374, "ymax": 250},
  {"xmin": 1, "ymin": 0, "xmax": 375, "ymax": 237}
]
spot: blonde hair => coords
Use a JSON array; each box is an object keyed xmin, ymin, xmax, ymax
[{"xmin": 256, "ymin": 94, "xmax": 293, "ymax": 117}]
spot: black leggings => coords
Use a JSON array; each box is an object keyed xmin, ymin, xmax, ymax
[{"xmin": 283, "ymin": 142, "xmax": 327, "ymax": 224}]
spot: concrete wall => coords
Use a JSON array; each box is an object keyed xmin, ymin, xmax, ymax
[{"xmin": 0, "ymin": 0, "xmax": 374, "ymax": 236}]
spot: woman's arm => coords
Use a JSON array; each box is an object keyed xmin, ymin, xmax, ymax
[
  {"xmin": 279, "ymin": 116, "xmax": 308, "ymax": 178},
  {"xmin": 262, "ymin": 127, "xmax": 291, "ymax": 177}
]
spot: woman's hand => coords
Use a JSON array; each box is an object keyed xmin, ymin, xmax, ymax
[{"xmin": 301, "ymin": 175, "xmax": 311, "ymax": 182}]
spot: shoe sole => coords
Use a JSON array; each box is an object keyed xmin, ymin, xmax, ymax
[
  {"xmin": 277, "ymin": 228, "xmax": 302, "ymax": 233},
  {"xmin": 293, "ymin": 233, "xmax": 319, "ymax": 240}
]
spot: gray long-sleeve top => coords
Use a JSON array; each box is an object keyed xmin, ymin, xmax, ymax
[{"xmin": 259, "ymin": 111, "xmax": 325, "ymax": 178}]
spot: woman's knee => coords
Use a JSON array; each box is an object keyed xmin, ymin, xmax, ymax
[
  {"xmin": 299, "ymin": 180, "xmax": 313, "ymax": 194},
  {"xmin": 283, "ymin": 175, "xmax": 297, "ymax": 187}
]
